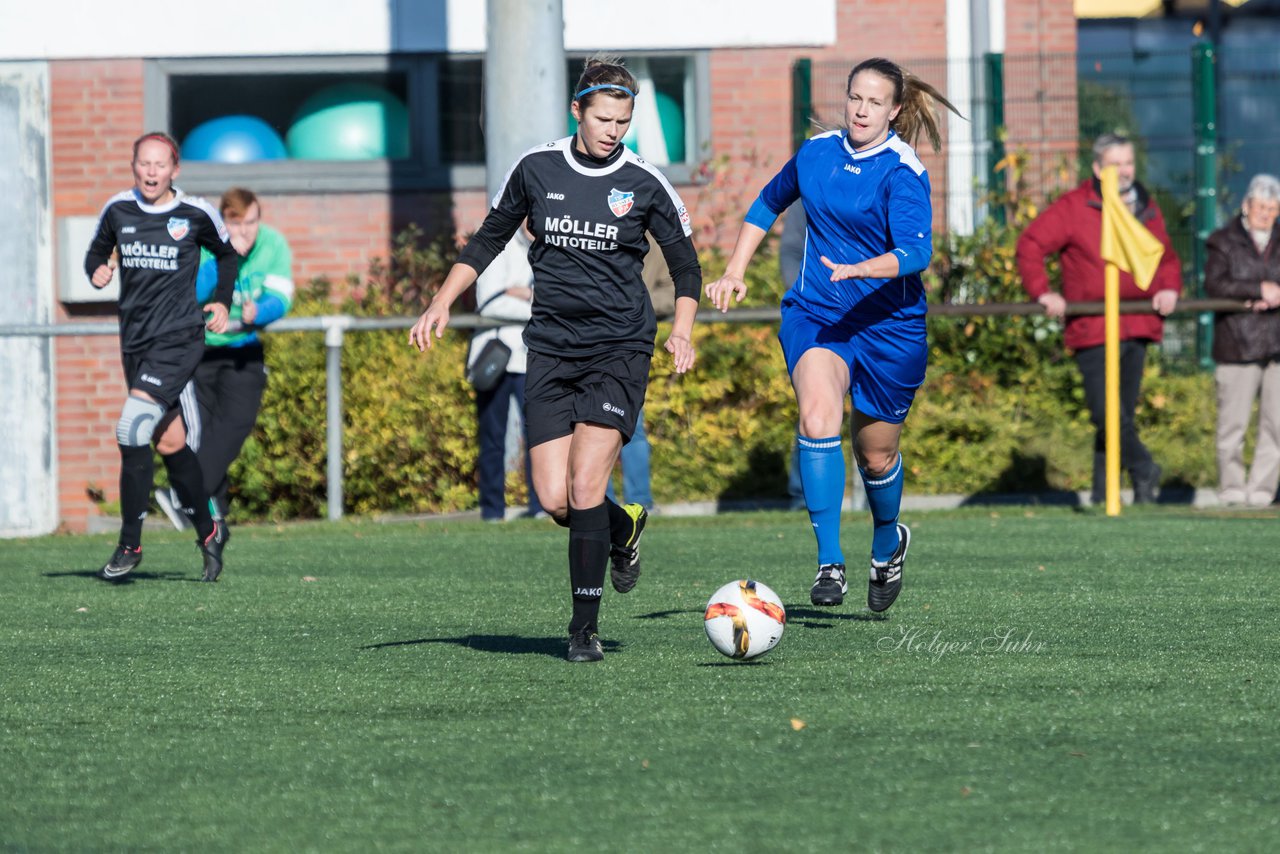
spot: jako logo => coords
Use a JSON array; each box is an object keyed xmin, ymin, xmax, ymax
[
  {"xmin": 546, "ymin": 192, "xmax": 565, "ymax": 200},
  {"xmin": 120, "ymin": 226, "xmax": 137, "ymax": 234},
  {"xmin": 140, "ymin": 373, "xmax": 162, "ymax": 386},
  {"xmin": 574, "ymin": 587, "xmax": 604, "ymax": 597},
  {"xmin": 844, "ymin": 163, "xmax": 861, "ymax": 174},
  {"xmin": 602, "ymin": 402, "xmax": 624, "ymax": 417}
]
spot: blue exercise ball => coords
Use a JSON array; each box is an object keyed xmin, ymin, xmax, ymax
[
  {"xmin": 286, "ymin": 84, "xmax": 410, "ymax": 161},
  {"xmin": 181, "ymin": 115, "xmax": 287, "ymax": 163}
]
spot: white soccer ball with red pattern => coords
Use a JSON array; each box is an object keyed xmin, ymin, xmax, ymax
[{"xmin": 703, "ymin": 579, "xmax": 786, "ymax": 660}]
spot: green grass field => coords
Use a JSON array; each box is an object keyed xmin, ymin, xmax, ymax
[{"xmin": 2, "ymin": 506, "xmax": 1278, "ymax": 851}]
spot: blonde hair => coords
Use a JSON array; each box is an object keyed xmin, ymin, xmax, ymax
[
  {"xmin": 573, "ymin": 54, "xmax": 639, "ymax": 107},
  {"xmin": 847, "ymin": 58, "xmax": 963, "ymax": 152}
]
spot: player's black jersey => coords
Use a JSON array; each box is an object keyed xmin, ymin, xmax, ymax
[
  {"xmin": 458, "ymin": 137, "xmax": 697, "ymax": 357},
  {"xmin": 84, "ymin": 189, "xmax": 238, "ymax": 353}
]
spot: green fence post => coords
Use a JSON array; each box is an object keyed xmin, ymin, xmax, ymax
[
  {"xmin": 792, "ymin": 57, "xmax": 812, "ymax": 154},
  {"xmin": 984, "ymin": 52, "xmax": 1006, "ymax": 226},
  {"xmin": 1192, "ymin": 42, "xmax": 1218, "ymax": 369}
]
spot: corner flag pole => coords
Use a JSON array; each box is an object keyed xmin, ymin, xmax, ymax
[
  {"xmin": 1097, "ymin": 163, "xmax": 1165, "ymax": 517},
  {"xmin": 1104, "ymin": 261, "xmax": 1121, "ymax": 516}
]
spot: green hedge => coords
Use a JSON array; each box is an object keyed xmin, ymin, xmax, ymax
[{"xmin": 225, "ymin": 213, "xmax": 1217, "ymax": 521}]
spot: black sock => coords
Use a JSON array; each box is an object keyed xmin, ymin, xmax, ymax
[
  {"xmin": 604, "ymin": 497, "xmax": 630, "ymax": 546},
  {"xmin": 162, "ymin": 446, "xmax": 214, "ymax": 541},
  {"xmin": 568, "ymin": 503, "xmax": 610, "ymax": 635},
  {"xmin": 118, "ymin": 444, "xmax": 154, "ymax": 548}
]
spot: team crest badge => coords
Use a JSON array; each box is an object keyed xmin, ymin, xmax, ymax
[
  {"xmin": 167, "ymin": 217, "xmax": 190, "ymax": 240},
  {"xmin": 608, "ymin": 188, "xmax": 634, "ymax": 217}
]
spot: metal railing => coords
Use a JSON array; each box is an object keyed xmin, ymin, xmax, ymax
[{"xmin": 1, "ymin": 298, "xmax": 1250, "ymax": 520}]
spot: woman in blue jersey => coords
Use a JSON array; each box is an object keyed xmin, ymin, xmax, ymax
[
  {"xmin": 706, "ymin": 57, "xmax": 957, "ymax": 613},
  {"xmin": 410, "ymin": 56, "xmax": 702, "ymax": 662}
]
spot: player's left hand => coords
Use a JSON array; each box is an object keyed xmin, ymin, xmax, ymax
[
  {"xmin": 821, "ymin": 256, "xmax": 866, "ymax": 282},
  {"xmin": 665, "ymin": 333, "xmax": 696, "ymax": 374},
  {"xmin": 240, "ymin": 300, "xmax": 258, "ymax": 325},
  {"xmin": 204, "ymin": 302, "xmax": 230, "ymax": 334},
  {"xmin": 1151, "ymin": 290, "xmax": 1178, "ymax": 317}
]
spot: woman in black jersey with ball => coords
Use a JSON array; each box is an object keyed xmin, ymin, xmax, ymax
[{"xmin": 411, "ymin": 56, "xmax": 701, "ymax": 662}]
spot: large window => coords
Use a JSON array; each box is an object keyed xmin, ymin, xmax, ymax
[{"xmin": 146, "ymin": 52, "xmax": 707, "ymax": 194}]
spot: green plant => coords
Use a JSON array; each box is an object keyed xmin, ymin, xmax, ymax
[{"xmin": 229, "ymin": 189, "xmax": 1219, "ymax": 522}]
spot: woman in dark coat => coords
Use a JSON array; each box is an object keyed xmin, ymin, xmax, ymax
[{"xmin": 1204, "ymin": 173, "xmax": 1280, "ymax": 506}]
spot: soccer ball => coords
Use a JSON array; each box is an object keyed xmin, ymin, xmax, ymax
[{"xmin": 703, "ymin": 579, "xmax": 786, "ymax": 660}]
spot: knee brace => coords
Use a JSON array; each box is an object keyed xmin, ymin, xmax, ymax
[{"xmin": 115, "ymin": 394, "xmax": 166, "ymax": 447}]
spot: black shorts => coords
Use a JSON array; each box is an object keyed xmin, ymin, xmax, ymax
[
  {"xmin": 525, "ymin": 349, "xmax": 651, "ymax": 448},
  {"xmin": 121, "ymin": 326, "xmax": 204, "ymax": 410}
]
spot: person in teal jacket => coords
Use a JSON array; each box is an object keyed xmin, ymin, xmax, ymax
[{"xmin": 156, "ymin": 187, "xmax": 294, "ymax": 531}]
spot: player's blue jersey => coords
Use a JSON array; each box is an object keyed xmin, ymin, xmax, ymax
[{"xmin": 746, "ymin": 129, "xmax": 932, "ymax": 323}]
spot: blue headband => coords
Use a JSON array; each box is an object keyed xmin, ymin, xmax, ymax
[{"xmin": 574, "ymin": 84, "xmax": 637, "ymax": 101}]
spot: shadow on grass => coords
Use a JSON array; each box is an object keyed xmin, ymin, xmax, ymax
[
  {"xmin": 634, "ymin": 608, "xmax": 700, "ymax": 620},
  {"xmin": 783, "ymin": 606, "xmax": 889, "ymax": 626},
  {"xmin": 360, "ymin": 634, "xmax": 620, "ymax": 659},
  {"xmin": 42, "ymin": 569, "xmax": 193, "ymax": 584}
]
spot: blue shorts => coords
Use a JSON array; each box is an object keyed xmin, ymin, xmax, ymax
[{"xmin": 778, "ymin": 298, "xmax": 927, "ymax": 424}]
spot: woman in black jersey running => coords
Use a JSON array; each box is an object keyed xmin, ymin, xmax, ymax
[
  {"xmin": 411, "ymin": 56, "xmax": 701, "ymax": 662},
  {"xmin": 85, "ymin": 132, "xmax": 238, "ymax": 582}
]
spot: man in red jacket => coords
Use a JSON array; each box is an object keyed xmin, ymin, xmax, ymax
[{"xmin": 1016, "ymin": 133, "xmax": 1183, "ymax": 504}]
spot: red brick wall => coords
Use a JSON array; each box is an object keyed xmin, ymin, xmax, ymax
[
  {"xmin": 55, "ymin": 337, "xmax": 128, "ymax": 533},
  {"xmin": 51, "ymin": 60, "xmax": 144, "ymax": 532},
  {"xmin": 1004, "ymin": 0, "xmax": 1080, "ymax": 201},
  {"xmin": 47, "ymin": 3, "xmax": 1076, "ymax": 531}
]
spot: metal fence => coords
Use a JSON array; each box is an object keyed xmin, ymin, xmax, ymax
[
  {"xmin": 1, "ymin": 299, "xmax": 1247, "ymax": 522},
  {"xmin": 801, "ymin": 46, "xmax": 1278, "ymax": 222},
  {"xmin": 797, "ymin": 44, "xmax": 1280, "ymax": 369}
]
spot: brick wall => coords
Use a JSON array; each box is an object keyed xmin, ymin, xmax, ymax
[
  {"xmin": 46, "ymin": 2, "xmax": 1075, "ymax": 531},
  {"xmin": 1004, "ymin": 0, "xmax": 1080, "ymax": 201},
  {"xmin": 51, "ymin": 60, "xmax": 144, "ymax": 532},
  {"xmin": 55, "ymin": 336, "xmax": 127, "ymax": 533}
]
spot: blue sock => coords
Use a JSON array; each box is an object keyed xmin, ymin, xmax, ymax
[
  {"xmin": 797, "ymin": 435, "xmax": 845, "ymax": 566},
  {"xmin": 860, "ymin": 453, "xmax": 904, "ymax": 562}
]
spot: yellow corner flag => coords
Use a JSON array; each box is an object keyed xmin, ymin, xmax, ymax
[
  {"xmin": 1098, "ymin": 164, "xmax": 1165, "ymax": 516},
  {"xmin": 1099, "ymin": 165, "xmax": 1164, "ymax": 291}
]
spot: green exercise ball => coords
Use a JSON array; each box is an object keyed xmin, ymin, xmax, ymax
[
  {"xmin": 569, "ymin": 91, "xmax": 685, "ymax": 162},
  {"xmin": 652, "ymin": 91, "xmax": 685, "ymax": 162},
  {"xmin": 287, "ymin": 83, "xmax": 410, "ymax": 161}
]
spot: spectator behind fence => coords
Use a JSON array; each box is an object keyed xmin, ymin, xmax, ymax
[
  {"xmin": 469, "ymin": 231, "xmax": 543, "ymax": 521},
  {"xmin": 1016, "ymin": 132, "xmax": 1182, "ymax": 505},
  {"xmin": 605, "ymin": 233, "xmax": 672, "ymax": 512},
  {"xmin": 156, "ymin": 187, "xmax": 295, "ymax": 534},
  {"xmin": 1204, "ymin": 173, "xmax": 1280, "ymax": 507}
]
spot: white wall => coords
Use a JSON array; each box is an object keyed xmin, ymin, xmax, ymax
[
  {"xmin": 0, "ymin": 0, "xmax": 835, "ymax": 59},
  {"xmin": 0, "ymin": 62, "xmax": 56, "ymax": 537}
]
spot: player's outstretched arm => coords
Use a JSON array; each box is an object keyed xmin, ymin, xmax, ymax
[
  {"xmin": 705, "ymin": 222, "xmax": 768, "ymax": 312},
  {"xmin": 664, "ymin": 295, "xmax": 699, "ymax": 374},
  {"xmin": 409, "ymin": 262, "xmax": 480, "ymax": 352}
]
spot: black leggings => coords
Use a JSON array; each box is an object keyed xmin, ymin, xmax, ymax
[
  {"xmin": 1074, "ymin": 340, "xmax": 1156, "ymax": 497},
  {"xmin": 193, "ymin": 346, "xmax": 268, "ymax": 511}
]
